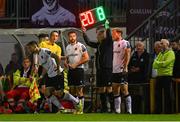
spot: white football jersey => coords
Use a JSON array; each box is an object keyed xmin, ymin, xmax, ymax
[
  {"xmin": 66, "ymin": 42, "xmax": 87, "ymax": 68},
  {"xmin": 113, "ymin": 39, "xmax": 130, "ymax": 73},
  {"xmin": 38, "ymin": 48, "xmax": 58, "ymax": 77}
]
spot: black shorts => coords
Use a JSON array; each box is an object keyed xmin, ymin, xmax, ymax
[
  {"xmin": 68, "ymin": 68, "xmax": 84, "ymax": 87},
  {"xmin": 96, "ymin": 68, "xmax": 112, "ymax": 87},
  {"xmin": 46, "ymin": 74, "xmax": 64, "ymax": 90},
  {"xmin": 112, "ymin": 73, "xmax": 128, "ymax": 84}
]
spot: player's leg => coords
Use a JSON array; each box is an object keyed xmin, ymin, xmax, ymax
[
  {"xmin": 121, "ymin": 83, "xmax": 132, "ymax": 114},
  {"xmin": 45, "ymin": 76, "xmax": 65, "ymax": 112},
  {"xmin": 56, "ymin": 73, "xmax": 80, "ymax": 112},
  {"xmin": 76, "ymin": 86, "xmax": 84, "ymax": 114},
  {"xmin": 112, "ymin": 83, "xmax": 121, "ymax": 113},
  {"xmin": 69, "ymin": 86, "xmax": 76, "ymax": 97},
  {"xmin": 74, "ymin": 68, "xmax": 85, "ymax": 113}
]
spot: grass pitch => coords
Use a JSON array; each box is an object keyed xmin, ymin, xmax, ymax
[{"xmin": 0, "ymin": 114, "xmax": 180, "ymax": 121}]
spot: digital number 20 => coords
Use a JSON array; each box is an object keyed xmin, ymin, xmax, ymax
[{"xmin": 80, "ymin": 11, "xmax": 95, "ymax": 27}]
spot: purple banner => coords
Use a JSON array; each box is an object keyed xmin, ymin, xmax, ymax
[{"xmin": 30, "ymin": 0, "xmax": 80, "ymax": 27}]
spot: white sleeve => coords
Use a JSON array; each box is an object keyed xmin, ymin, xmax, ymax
[{"xmin": 33, "ymin": 53, "xmax": 39, "ymax": 70}]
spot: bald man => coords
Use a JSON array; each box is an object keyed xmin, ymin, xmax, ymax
[{"xmin": 153, "ymin": 39, "xmax": 175, "ymax": 114}]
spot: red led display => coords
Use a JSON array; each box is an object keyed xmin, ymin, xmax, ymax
[
  {"xmin": 79, "ymin": 6, "xmax": 106, "ymax": 28},
  {"xmin": 79, "ymin": 11, "xmax": 95, "ymax": 27}
]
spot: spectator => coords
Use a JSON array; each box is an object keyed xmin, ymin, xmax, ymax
[
  {"xmin": 150, "ymin": 41, "xmax": 162, "ymax": 113},
  {"xmin": 152, "ymin": 41, "xmax": 162, "ymax": 78},
  {"xmin": 6, "ymin": 57, "xmax": 35, "ymax": 113},
  {"xmin": 5, "ymin": 53, "xmax": 21, "ymax": 76},
  {"xmin": 5, "ymin": 53, "xmax": 21, "ymax": 90},
  {"xmin": 153, "ymin": 39, "xmax": 175, "ymax": 114},
  {"xmin": 171, "ymin": 40, "xmax": 180, "ymax": 112},
  {"xmin": 128, "ymin": 41, "xmax": 151, "ymax": 113},
  {"xmin": 14, "ymin": 43, "xmax": 23, "ymax": 65},
  {"xmin": 171, "ymin": 40, "xmax": 180, "ymax": 79},
  {"xmin": 128, "ymin": 41, "xmax": 151, "ymax": 84}
]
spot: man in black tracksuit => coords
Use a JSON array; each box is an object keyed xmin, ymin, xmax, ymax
[
  {"xmin": 83, "ymin": 24, "xmax": 113, "ymax": 112},
  {"xmin": 128, "ymin": 41, "xmax": 151, "ymax": 113}
]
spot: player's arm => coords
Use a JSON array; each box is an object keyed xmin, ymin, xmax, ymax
[
  {"xmin": 56, "ymin": 46, "xmax": 63, "ymax": 62},
  {"xmin": 124, "ymin": 47, "xmax": 131, "ymax": 72},
  {"xmin": 77, "ymin": 51, "xmax": 89, "ymax": 66},
  {"xmin": 64, "ymin": 57, "xmax": 69, "ymax": 68},
  {"xmin": 69, "ymin": 52, "xmax": 89, "ymax": 69},
  {"xmin": 39, "ymin": 67, "xmax": 47, "ymax": 79},
  {"xmin": 50, "ymin": 53, "xmax": 60, "ymax": 73},
  {"xmin": 31, "ymin": 53, "xmax": 39, "ymax": 76},
  {"xmin": 77, "ymin": 45, "xmax": 89, "ymax": 66}
]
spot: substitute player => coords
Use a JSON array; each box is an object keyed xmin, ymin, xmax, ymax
[
  {"xmin": 65, "ymin": 31, "xmax": 89, "ymax": 114},
  {"xmin": 111, "ymin": 28, "xmax": 132, "ymax": 114}
]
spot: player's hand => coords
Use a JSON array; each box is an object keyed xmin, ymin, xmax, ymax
[
  {"xmin": 69, "ymin": 63, "xmax": 78, "ymax": 69},
  {"xmin": 123, "ymin": 66, "xmax": 128, "ymax": 74},
  {"xmin": 64, "ymin": 63, "xmax": 69, "ymax": 68}
]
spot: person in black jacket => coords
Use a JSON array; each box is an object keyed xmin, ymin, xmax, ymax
[
  {"xmin": 128, "ymin": 41, "xmax": 151, "ymax": 113},
  {"xmin": 128, "ymin": 41, "xmax": 150, "ymax": 84},
  {"xmin": 171, "ymin": 40, "xmax": 180, "ymax": 112},
  {"xmin": 171, "ymin": 40, "xmax": 180, "ymax": 79},
  {"xmin": 83, "ymin": 22, "xmax": 113, "ymax": 112}
]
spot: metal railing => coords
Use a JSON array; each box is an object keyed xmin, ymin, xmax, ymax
[{"xmin": 125, "ymin": 0, "xmax": 179, "ymax": 52}]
